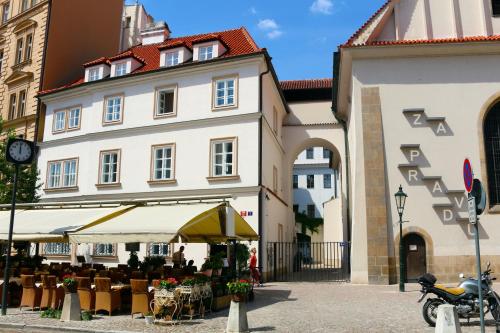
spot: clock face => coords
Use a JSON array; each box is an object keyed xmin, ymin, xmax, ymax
[{"xmin": 8, "ymin": 140, "xmax": 32, "ymax": 163}]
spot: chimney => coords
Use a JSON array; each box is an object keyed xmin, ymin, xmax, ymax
[{"xmin": 141, "ymin": 21, "xmax": 171, "ymax": 45}]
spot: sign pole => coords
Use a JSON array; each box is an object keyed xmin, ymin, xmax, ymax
[
  {"xmin": 474, "ymin": 213, "xmax": 485, "ymax": 333},
  {"xmin": 1, "ymin": 164, "xmax": 19, "ymax": 316}
]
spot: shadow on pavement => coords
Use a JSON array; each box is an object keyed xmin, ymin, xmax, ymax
[{"xmin": 250, "ymin": 326, "xmax": 276, "ymax": 332}]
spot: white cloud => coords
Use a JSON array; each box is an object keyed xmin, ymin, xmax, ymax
[
  {"xmin": 258, "ymin": 19, "xmax": 279, "ymax": 30},
  {"xmin": 267, "ymin": 30, "xmax": 283, "ymax": 39},
  {"xmin": 310, "ymin": 0, "xmax": 334, "ymax": 15},
  {"xmin": 249, "ymin": 7, "xmax": 257, "ymax": 15}
]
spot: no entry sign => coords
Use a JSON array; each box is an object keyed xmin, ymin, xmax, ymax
[{"xmin": 464, "ymin": 159, "xmax": 473, "ymax": 193}]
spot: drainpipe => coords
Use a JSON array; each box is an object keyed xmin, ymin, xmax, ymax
[
  {"xmin": 331, "ymin": 51, "xmax": 352, "ymax": 250},
  {"xmin": 258, "ymin": 56, "xmax": 270, "ymax": 283}
]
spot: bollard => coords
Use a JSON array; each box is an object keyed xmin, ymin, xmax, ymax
[
  {"xmin": 435, "ymin": 304, "xmax": 461, "ymax": 333},
  {"xmin": 60, "ymin": 293, "xmax": 81, "ymax": 322},
  {"xmin": 226, "ymin": 300, "xmax": 249, "ymax": 333}
]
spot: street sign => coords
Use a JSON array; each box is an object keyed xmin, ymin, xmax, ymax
[
  {"xmin": 468, "ymin": 196, "xmax": 477, "ymax": 224},
  {"xmin": 464, "ymin": 159, "xmax": 473, "ymax": 193}
]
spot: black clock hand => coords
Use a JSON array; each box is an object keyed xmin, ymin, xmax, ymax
[{"xmin": 18, "ymin": 144, "xmax": 22, "ymax": 155}]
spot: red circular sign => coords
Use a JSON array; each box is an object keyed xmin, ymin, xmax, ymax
[{"xmin": 463, "ymin": 159, "xmax": 473, "ymax": 193}]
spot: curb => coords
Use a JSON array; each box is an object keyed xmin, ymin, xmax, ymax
[{"xmin": 0, "ymin": 322, "xmax": 138, "ymax": 333}]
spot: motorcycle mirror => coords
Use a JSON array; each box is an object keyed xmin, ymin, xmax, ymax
[
  {"xmin": 459, "ymin": 273, "xmax": 464, "ymax": 279},
  {"xmin": 487, "ymin": 261, "xmax": 491, "ymax": 269}
]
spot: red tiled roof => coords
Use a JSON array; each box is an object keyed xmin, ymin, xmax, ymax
[
  {"xmin": 342, "ymin": 35, "xmax": 500, "ymax": 48},
  {"xmin": 108, "ymin": 50, "xmax": 146, "ymax": 64},
  {"xmin": 158, "ymin": 40, "xmax": 190, "ymax": 51},
  {"xmin": 83, "ymin": 57, "xmax": 109, "ymax": 68},
  {"xmin": 280, "ymin": 79, "xmax": 333, "ymax": 90},
  {"xmin": 39, "ymin": 27, "xmax": 261, "ymax": 96},
  {"xmin": 191, "ymin": 34, "xmax": 221, "ymax": 44},
  {"xmin": 345, "ymin": 0, "xmax": 391, "ymax": 46}
]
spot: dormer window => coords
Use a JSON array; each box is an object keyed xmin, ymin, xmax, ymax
[
  {"xmin": 84, "ymin": 59, "xmax": 110, "ymax": 82},
  {"xmin": 114, "ymin": 62, "xmax": 127, "ymax": 77},
  {"xmin": 165, "ymin": 51, "xmax": 179, "ymax": 67},
  {"xmin": 88, "ymin": 68, "xmax": 100, "ymax": 81},
  {"xmin": 158, "ymin": 44, "xmax": 191, "ymax": 67},
  {"xmin": 199, "ymin": 45, "xmax": 213, "ymax": 61}
]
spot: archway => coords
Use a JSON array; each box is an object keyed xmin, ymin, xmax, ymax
[{"xmin": 403, "ymin": 233, "xmax": 426, "ymax": 282}]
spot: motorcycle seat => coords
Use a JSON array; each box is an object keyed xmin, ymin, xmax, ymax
[{"xmin": 435, "ymin": 284, "xmax": 465, "ymax": 296}]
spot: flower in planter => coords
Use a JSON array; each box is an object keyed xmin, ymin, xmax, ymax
[
  {"xmin": 62, "ymin": 274, "xmax": 77, "ymax": 293},
  {"xmin": 159, "ymin": 277, "xmax": 178, "ymax": 290},
  {"xmin": 181, "ymin": 278, "xmax": 196, "ymax": 286},
  {"xmin": 226, "ymin": 279, "xmax": 251, "ymax": 295}
]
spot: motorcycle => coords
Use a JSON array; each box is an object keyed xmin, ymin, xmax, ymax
[{"xmin": 417, "ymin": 262, "xmax": 500, "ymax": 326}]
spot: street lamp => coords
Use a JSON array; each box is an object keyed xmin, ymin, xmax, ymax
[{"xmin": 395, "ymin": 185, "xmax": 407, "ymax": 292}]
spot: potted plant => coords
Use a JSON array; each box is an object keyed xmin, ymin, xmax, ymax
[
  {"xmin": 127, "ymin": 251, "xmax": 139, "ymax": 270},
  {"xmin": 201, "ymin": 259, "xmax": 213, "ymax": 277},
  {"xmin": 227, "ymin": 279, "xmax": 250, "ymax": 302},
  {"xmin": 181, "ymin": 278, "xmax": 196, "ymax": 286},
  {"xmin": 62, "ymin": 274, "xmax": 77, "ymax": 293},
  {"xmin": 159, "ymin": 277, "xmax": 178, "ymax": 290},
  {"xmin": 144, "ymin": 311, "xmax": 154, "ymax": 325},
  {"xmin": 210, "ymin": 252, "xmax": 224, "ymax": 276}
]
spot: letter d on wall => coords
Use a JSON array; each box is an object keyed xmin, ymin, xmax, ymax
[
  {"xmin": 443, "ymin": 209, "xmax": 453, "ymax": 222},
  {"xmin": 226, "ymin": 206, "xmax": 235, "ymax": 237}
]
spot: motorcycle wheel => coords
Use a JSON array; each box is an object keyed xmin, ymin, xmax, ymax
[
  {"xmin": 490, "ymin": 298, "xmax": 499, "ymax": 322},
  {"xmin": 422, "ymin": 298, "xmax": 444, "ymax": 327}
]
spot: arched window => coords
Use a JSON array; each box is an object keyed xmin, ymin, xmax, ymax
[{"xmin": 484, "ymin": 103, "xmax": 500, "ymax": 205}]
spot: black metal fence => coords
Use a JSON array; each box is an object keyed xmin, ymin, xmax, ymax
[{"xmin": 266, "ymin": 242, "xmax": 350, "ymax": 282}]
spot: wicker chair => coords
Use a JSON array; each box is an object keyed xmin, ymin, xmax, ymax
[
  {"xmin": 130, "ymin": 271, "xmax": 144, "ymax": 279},
  {"xmin": 76, "ymin": 277, "xmax": 95, "ymax": 311},
  {"xmin": 130, "ymin": 279, "xmax": 152, "ymax": 318},
  {"xmin": 40, "ymin": 275, "xmax": 55, "ymax": 309},
  {"xmin": 94, "ymin": 278, "xmax": 120, "ymax": 316},
  {"xmin": 19, "ymin": 275, "xmax": 42, "ymax": 311}
]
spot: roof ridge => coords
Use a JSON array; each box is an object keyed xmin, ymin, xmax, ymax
[
  {"xmin": 281, "ymin": 78, "xmax": 332, "ymax": 82},
  {"xmin": 345, "ymin": 0, "xmax": 392, "ymax": 46},
  {"xmin": 240, "ymin": 26, "xmax": 261, "ymax": 51},
  {"xmin": 342, "ymin": 34, "xmax": 500, "ymax": 48}
]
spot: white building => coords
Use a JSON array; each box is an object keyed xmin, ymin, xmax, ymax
[
  {"xmin": 121, "ymin": 2, "xmax": 155, "ymax": 51},
  {"xmin": 36, "ymin": 26, "xmax": 292, "ymax": 272}
]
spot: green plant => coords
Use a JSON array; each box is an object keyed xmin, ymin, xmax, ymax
[
  {"xmin": 201, "ymin": 259, "xmax": 213, "ymax": 271},
  {"xmin": 194, "ymin": 274, "xmax": 210, "ymax": 284},
  {"xmin": 295, "ymin": 211, "xmax": 324, "ymax": 234},
  {"xmin": 236, "ymin": 243, "xmax": 250, "ymax": 273},
  {"xmin": 181, "ymin": 278, "xmax": 196, "ymax": 286},
  {"xmin": 40, "ymin": 308, "xmax": 61, "ymax": 319},
  {"xmin": 145, "ymin": 311, "xmax": 154, "ymax": 317},
  {"xmin": 159, "ymin": 278, "xmax": 178, "ymax": 290},
  {"xmin": 62, "ymin": 274, "xmax": 76, "ymax": 288},
  {"xmin": 210, "ymin": 252, "xmax": 225, "ymax": 270},
  {"xmin": 226, "ymin": 279, "xmax": 250, "ymax": 295},
  {"xmin": 127, "ymin": 251, "xmax": 139, "ymax": 270},
  {"xmin": 139, "ymin": 256, "xmax": 165, "ymax": 272},
  {"xmin": 81, "ymin": 311, "xmax": 93, "ymax": 321}
]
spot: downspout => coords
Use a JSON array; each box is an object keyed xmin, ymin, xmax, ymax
[
  {"xmin": 258, "ymin": 56, "xmax": 270, "ymax": 282},
  {"xmin": 331, "ymin": 51, "xmax": 352, "ymax": 249},
  {"xmin": 34, "ymin": 0, "xmax": 52, "ymax": 146}
]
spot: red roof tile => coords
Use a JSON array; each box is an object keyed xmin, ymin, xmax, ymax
[
  {"xmin": 158, "ymin": 40, "xmax": 190, "ymax": 51},
  {"xmin": 83, "ymin": 57, "xmax": 109, "ymax": 68},
  {"xmin": 345, "ymin": 0, "xmax": 391, "ymax": 46},
  {"xmin": 108, "ymin": 50, "xmax": 146, "ymax": 64},
  {"xmin": 280, "ymin": 79, "xmax": 333, "ymax": 90},
  {"xmin": 40, "ymin": 27, "xmax": 261, "ymax": 96},
  {"xmin": 342, "ymin": 35, "xmax": 500, "ymax": 48}
]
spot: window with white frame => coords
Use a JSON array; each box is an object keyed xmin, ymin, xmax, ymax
[
  {"xmin": 0, "ymin": 50, "xmax": 4, "ymax": 74},
  {"xmin": 99, "ymin": 150, "xmax": 120, "ymax": 184},
  {"xmin": 17, "ymin": 90, "xmax": 26, "ymax": 118},
  {"xmin": 155, "ymin": 87, "xmax": 175, "ymax": 116},
  {"xmin": 149, "ymin": 243, "xmax": 170, "ymax": 256},
  {"xmin": 104, "ymin": 95, "xmax": 123, "ymax": 124},
  {"xmin": 323, "ymin": 148, "xmax": 330, "ymax": 159},
  {"xmin": 15, "ymin": 38, "xmax": 23, "ymax": 64},
  {"xmin": 211, "ymin": 138, "xmax": 236, "ymax": 177},
  {"xmin": 88, "ymin": 67, "xmax": 100, "ymax": 81},
  {"xmin": 8, "ymin": 93, "xmax": 16, "ymax": 120},
  {"xmin": 53, "ymin": 110, "xmax": 66, "ymax": 132},
  {"xmin": 68, "ymin": 107, "xmax": 81, "ymax": 129},
  {"xmin": 21, "ymin": 0, "xmax": 29, "ymax": 11},
  {"xmin": 94, "ymin": 243, "xmax": 114, "ymax": 256},
  {"xmin": 44, "ymin": 243, "xmax": 70, "ymax": 256},
  {"xmin": 1, "ymin": 2, "xmax": 9, "ymax": 24},
  {"xmin": 24, "ymin": 33, "xmax": 32, "ymax": 60},
  {"xmin": 114, "ymin": 62, "xmax": 127, "ymax": 76},
  {"xmin": 152, "ymin": 145, "xmax": 174, "ymax": 181},
  {"xmin": 214, "ymin": 77, "xmax": 236, "ymax": 108},
  {"xmin": 306, "ymin": 148, "xmax": 314, "ymax": 159},
  {"xmin": 307, "ymin": 174, "xmax": 314, "ymax": 189},
  {"xmin": 47, "ymin": 159, "xmax": 78, "ymax": 189},
  {"xmin": 165, "ymin": 51, "xmax": 179, "ymax": 67},
  {"xmin": 199, "ymin": 45, "xmax": 213, "ymax": 61},
  {"xmin": 324, "ymin": 174, "xmax": 332, "ymax": 189}
]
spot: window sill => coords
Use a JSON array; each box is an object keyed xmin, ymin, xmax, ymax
[
  {"xmin": 43, "ymin": 254, "xmax": 71, "ymax": 259},
  {"xmin": 95, "ymin": 183, "xmax": 122, "ymax": 189},
  {"xmin": 154, "ymin": 112, "xmax": 177, "ymax": 119},
  {"xmin": 44, "ymin": 186, "xmax": 79, "ymax": 193},
  {"xmin": 102, "ymin": 120, "xmax": 123, "ymax": 126},
  {"xmin": 212, "ymin": 105, "xmax": 238, "ymax": 112},
  {"xmin": 206, "ymin": 175, "xmax": 240, "ymax": 182},
  {"xmin": 11, "ymin": 59, "xmax": 32, "ymax": 70},
  {"xmin": 91, "ymin": 255, "xmax": 118, "ymax": 259},
  {"xmin": 147, "ymin": 179, "xmax": 177, "ymax": 185}
]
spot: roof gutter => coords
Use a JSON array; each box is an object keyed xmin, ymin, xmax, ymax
[{"xmin": 262, "ymin": 49, "xmax": 290, "ymax": 114}]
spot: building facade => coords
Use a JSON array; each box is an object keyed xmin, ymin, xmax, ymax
[{"xmin": 0, "ymin": 0, "xmax": 126, "ymax": 140}]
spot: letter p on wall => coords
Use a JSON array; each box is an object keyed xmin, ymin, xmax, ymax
[{"xmin": 410, "ymin": 150, "xmax": 420, "ymax": 162}]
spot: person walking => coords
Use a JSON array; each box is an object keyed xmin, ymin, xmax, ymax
[{"xmin": 249, "ymin": 247, "xmax": 262, "ymax": 287}]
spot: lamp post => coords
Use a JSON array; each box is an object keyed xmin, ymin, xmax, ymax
[{"xmin": 395, "ymin": 185, "xmax": 407, "ymax": 293}]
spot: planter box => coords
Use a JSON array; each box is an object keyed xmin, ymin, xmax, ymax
[{"xmin": 212, "ymin": 295, "xmax": 231, "ymax": 311}]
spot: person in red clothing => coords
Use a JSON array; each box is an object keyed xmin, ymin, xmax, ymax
[{"xmin": 249, "ymin": 247, "xmax": 262, "ymax": 287}]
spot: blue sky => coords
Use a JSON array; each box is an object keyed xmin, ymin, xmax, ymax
[{"xmin": 135, "ymin": 0, "xmax": 387, "ymax": 81}]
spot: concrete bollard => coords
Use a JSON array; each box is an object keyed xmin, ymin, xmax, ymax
[
  {"xmin": 226, "ymin": 300, "xmax": 249, "ymax": 333},
  {"xmin": 60, "ymin": 293, "xmax": 81, "ymax": 322},
  {"xmin": 435, "ymin": 304, "xmax": 461, "ymax": 333}
]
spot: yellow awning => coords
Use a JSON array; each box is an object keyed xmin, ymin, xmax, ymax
[{"xmin": 68, "ymin": 203, "xmax": 258, "ymax": 244}]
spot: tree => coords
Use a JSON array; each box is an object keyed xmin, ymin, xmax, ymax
[
  {"xmin": 0, "ymin": 117, "xmax": 41, "ymax": 204},
  {"xmin": 295, "ymin": 211, "xmax": 324, "ymax": 235}
]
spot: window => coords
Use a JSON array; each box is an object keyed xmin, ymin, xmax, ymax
[
  {"xmin": 31, "ymin": 0, "xmax": 36, "ymax": 6},
  {"xmin": 484, "ymin": 103, "xmax": 500, "ymax": 205},
  {"xmin": 47, "ymin": 159, "xmax": 78, "ymax": 189},
  {"xmin": 324, "ymin": 174, "xmax": 332, "ymax": 189},
  {"xmin": 323, "ymin": 148, "xmax": 330, "ymax": 159},
  {"xmin": 17, "ymin": 90, "xmax": 26, "ymax": 118},
  {"xmin": 165, "ymin": 51, "xmax": 179, "ymax": 67},
  {"xmin": 44, "ymin": 243, "xmax": 70, "ymax": 256},
  {"xmin": 293, "ymin": 204, "xmax": 299, "ymax": 214},
  {"xmin": 68, "ymin": 107, "xmax": 81, "ymax": 129},
  {"xmin": 21, "ymin": 0, "xmax": 29, "ymax": 11},
  {"xmin": 214, "ymin": 77, "xmax": 236, "ymax": 108},
  {"xmin": 199, "ymin": 45, "xmax": 213, "ymax": 61},
  {"xmin": 306, "ymin": 148, "xmax": 314, "ymax": 159},
  {"xmin": 273, "ymin": 166, "xmax": 278, "ymax": 193},
  {"xmin": 8, "ymin": 93, "xmax": 16, "ymax": 120},
  {"xmin": 307, "ymin": 175, "xmax": 314, "ymax": 189},
  {"xmin": 53, "ymin": 110, "xmax": 66, "ymax": 132},
  {"xmin": 99, "ymin": 150, "xmax": 120, "ymax": 184},
  {"xmin": 125, "ymin": 16, "xmax": 131, "ymax": 28},
  {"xmin": 114, "ymin": 62, "xmax": 127, "ymax": 76},
  {"xmin": 149, "ymin": 243, "xmax": 170, "ymax": 256},
  {"xmin": 2, "ymin": 2, "xmax": 9, "ymax": 24},
  {"xmin": 155, "ymin": 86, "xmax": 176, "ymax": 117},
  {"xmin": 493, "ymin": 0, "xmax": 500, "ymax": 16},
  {"xmin": 94, "ymin": 244, "xmax": 114, "ymax": 256},
  {"xmin": 0, "ymin": 50, "xmax": 3, "ymax": 74},
  {"xmin": 24, "ymin": 34, "xmax": 33, "ymax": 61},
  {"xmin": 152, "ymin": 144, "xmax": 174, "ymax": 181},
  {"xmin": 307, "ymin": 204, "xmax": 316, "ymax": 218},
  {"xmin": 293, "ymin": 175, "xmax": 298, "ymax": 189},
  {"xmin": 15, "ymin": 38, "xmax": 23, "ymax": 64},
  {"xmin": 211, "ymin": 138, "xmax": 236, "ymax": 177},
  {"xmin": 273, "ymin": 107, "xmax": 278, "ymax": 134},
  {"xmin": 88, "ymin": 68, "xmax": 100, "ymax": 81},
  {"xmin": 103, "ymin": 95, "xmax": 123, "ymax": 124}
]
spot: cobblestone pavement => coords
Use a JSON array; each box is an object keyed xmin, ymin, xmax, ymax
[{"xmin": 0, "ymin": 283, "xmax": 498, "ymax": 332}]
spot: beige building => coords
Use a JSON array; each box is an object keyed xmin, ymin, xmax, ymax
[{"xmin": 0, "ymin": 0, "xmax": 125, "ymax": 141}]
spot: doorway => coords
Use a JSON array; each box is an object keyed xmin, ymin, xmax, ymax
[{"xmin": 404, "ymin": 233, "xmax": 426, "ymax": 282}]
